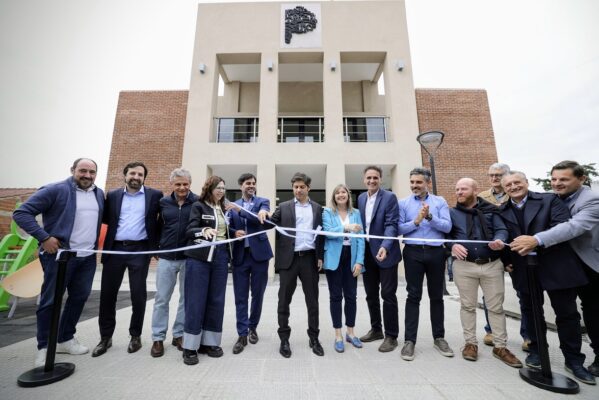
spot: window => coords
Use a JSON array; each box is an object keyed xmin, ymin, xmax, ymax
[
  {"xmin": 216, "ymin": 118, "xmax": 259, "ymax": 143},
  {"xmin": 343, "ymin": 117, "xmax": 386, "ymax": 142},
  {"xmin": 277, "ymin": 117, "xmax": 324, "ymax": 143}
]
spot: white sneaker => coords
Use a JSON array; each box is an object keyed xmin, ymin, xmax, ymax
[
  {"xmin": 35, "ymin": 348, "xmax": 47, "ymax": 368},
  {"xmin": 57, "ymin": 337, "xmax": 89, "ymax": 355}
]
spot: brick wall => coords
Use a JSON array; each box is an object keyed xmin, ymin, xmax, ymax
[
  {"xmin": 105, "ymin": 91, "xmax": 189, "ymax": 195},
  {"xmin": 0, "ymin": 189, "xmax": 36, "ymax": 238},
  {"xmin": 415, "ymin": 89, "xmax": 498, "ymax": 205}
]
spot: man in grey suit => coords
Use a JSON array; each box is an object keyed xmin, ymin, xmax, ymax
[
  {"xmin": 270, "ymin": 172, "xmax": 325, "ymax": 358},
  {"xmin": 511, "ymin": 160, "xmax": 599, "ymax": 377}
]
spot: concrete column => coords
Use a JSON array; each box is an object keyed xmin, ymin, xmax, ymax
[
  {"xmin": 325, "ymin": 162, "xmax": 345, "ymax": 206},
  {"xmin": 258, "ymin": 53, "xmax": 279, "ymax": 144},
  {"xmin": 322, "ymin": 51, "xmax": 344, "ymax": 145},
  {"xmin": 257, "ymin": 162, "xmax": 276, "ymax": 277}
]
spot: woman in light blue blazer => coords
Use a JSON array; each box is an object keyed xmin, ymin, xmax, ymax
[{"xmin": 322, "ymin": 184, "xmax": 365, "ymax": 353}]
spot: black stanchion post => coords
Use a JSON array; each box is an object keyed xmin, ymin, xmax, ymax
[
  {"xmin": 18, "ymin": 250, "xmax": 76, "ymax": 387},
  {"xmin": 518, "ymin": 254, "xmax": 578, "ymax": 394}
]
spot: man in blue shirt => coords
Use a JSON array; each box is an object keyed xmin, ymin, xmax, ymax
[
  {"xmin": 93, "ymin": 161, "xmax": 162, "ymax": 357},
  {"xmin": 228, "ymin": 173, "xmax": 273, "ymax": 354},
  {"xmin": 397, "ymin": 168, "xmax": 453, "ymax": 361}
]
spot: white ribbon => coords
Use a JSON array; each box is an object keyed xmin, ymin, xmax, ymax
[{"xmin": 56, "ymin": 206, "xmax": 503, "ymax": 260}]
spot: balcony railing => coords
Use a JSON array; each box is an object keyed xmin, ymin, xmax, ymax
[
  {"xmin": 277, "ymin": 117, "xmax": 324, "ymax": 143},
  {"xmin": 215, "ymin": 117, "xmax": 259, "ymax": 143},
  {"xmin": 343, "ymin": 117, "xmax": 387, "ymax": 142}
]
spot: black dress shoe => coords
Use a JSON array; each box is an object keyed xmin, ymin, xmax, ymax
[
  {"xmin": 150, "ymin": 341, "xmax": 164, "ymax": 357},
  {"xmin": 198, "ymin": 345, "xmax": 224, "ymax": 358},
  {"xmin": 233, "ymin": 336, "xmax": 248, "ymax": 354},
  {"xmin": 171, "ymin": 337, "xmax": 183, "ymax": 351},
  {"xmin": 309, "ymin": 338, "xmax": 325, "ymax": 356},
  {"xmin": 248, "ymin": 328, "xmax": 259, "ymax": 344},
  {"xmin": 128, "ymin": 336, "xmax": 142, "ymax": 353},
  {"xmin": 279, "ymin": 339, "xmax": 292, "ymax": 358},
  {"xmin": 359, "ymin": 329, "xmax": 384, "ymax": 342},
  {"xmin": 91, "ymin": 337, "xmax": 112, "ymax": 357},
  {"xmin": 183, "ymin": 349, "xmax": 198, "ymax": 365}
]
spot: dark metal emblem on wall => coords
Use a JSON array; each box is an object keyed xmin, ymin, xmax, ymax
[{"xmin": 285, "ymin": 6, "xmax": 318, "ymax": 44}]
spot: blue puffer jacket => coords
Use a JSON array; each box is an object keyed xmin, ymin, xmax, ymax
[{"xmin": 12, "ymin": 177, "xmax": 105, "ymax": 249}]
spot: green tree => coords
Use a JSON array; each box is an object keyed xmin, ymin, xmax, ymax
[{"xmin": 533, "ymin": 163, "xmax": 598, "ymax": 192}]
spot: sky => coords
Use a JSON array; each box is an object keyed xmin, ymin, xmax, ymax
[{"xmin": 1, "ymin": 0, "xmax": 598, "ymax": 191}]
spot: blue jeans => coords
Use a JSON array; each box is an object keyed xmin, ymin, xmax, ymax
[
  {"xmin": 183, "ymin": 246, "xmax": 229, "ymax": 350},
  {"xmin": 325, "ymin": 246, "xmax": 358, "ymax": 329},
  {"xmin": 232, "ymin": 249, "xmax": 269, "ymax": 336},
  {"xmin": 151, "ymin": 258, "xmax": 185, "ymax": 341},
  {"xmin": 37, "ymin": 253, "xmax": 96, "ymax": 349}
]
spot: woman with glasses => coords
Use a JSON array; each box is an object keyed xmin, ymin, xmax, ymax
[
  {"xmin": 181, "ymin": 176, "xmax": 235, "ymax": 365},
  {"xmin": 322, "ymin": 184, "xmax": 365, "ymax": 352}
]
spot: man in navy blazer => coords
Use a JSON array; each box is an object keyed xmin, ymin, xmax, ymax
[
  {"xmin": 92, "ymin": 161, "xmax": 163, "ymax": 357},
  {"xmin": 357, "ymin": 166, "xmax": 401, "ymax": 352},
  {"xmin": 499, "ymin": 171, "xmax": 594, "ymax": 384},
  {"xmin": 228, "ymin": 173, "xmax": 273, "ymax": 354},
  {"xmin": 511, "ymin": 160, "xmax": 599, "ymax": 377}
]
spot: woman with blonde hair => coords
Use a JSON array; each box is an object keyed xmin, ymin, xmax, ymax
[{"xmin": 322, "ymin": 184, "xmax": 365, "ymax": 352}]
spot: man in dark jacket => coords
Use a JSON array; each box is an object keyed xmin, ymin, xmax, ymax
[
  {"xmin": 500, "ymin": 171, "xmax": 594, "ymax": 385},
  {"xmin": 228, "ymin": 173, "xmax": 273, "ymax": 354},
  {"xmin": 150, "ymin": 168, "xmax": 197, "ymax": 357},
  {"xmin": 13, "ymin": 158, "xmax": 104, "ymax": 367},
  {"xmin": 447, "ymin": 178, "xmax": 522, "ymax": 368},
  {"xmin": 93, "ymin": 161, "xmax": 163, "ymax": 357},
  {"xmin": 270, "ymin": 172, "xmax": 324, "ymax": 358}
]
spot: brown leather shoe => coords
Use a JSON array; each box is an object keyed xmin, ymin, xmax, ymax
[
  {"xmin": 462, "ymin": 343, "xmax": 478, "ymax": 361},
  {"xmin": 128, "ymin": 336, "xmax": 142, "ymax": 353},
  {"xmin": 151, "ymin": 341, "xmax": 164, "ymax": 357},
  {"xmin": 493, "ymin": 347, "xmax": 523, "ymax": 368},
  {"xmin": 172, "ymin": 337, "xmax": 183, "ymax": 351}
]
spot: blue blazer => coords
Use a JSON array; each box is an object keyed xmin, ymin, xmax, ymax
[
  {"xmin": 358, "ymin": 189, "xmax": 401, "ymax": 268},
  {"xmin": 322, "ymin": 208, "xmax": 365, "ymax": 272},
  {"xmin": 228, "ymin": 196, "xmax": 274, "ymax": 266}
]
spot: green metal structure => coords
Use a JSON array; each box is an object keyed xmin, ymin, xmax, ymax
[{"xmin": 0, "ymin": 219, "xmax": 39, "ymax": 311}]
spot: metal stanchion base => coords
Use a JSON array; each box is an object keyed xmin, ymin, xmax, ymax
[
  {"xmin": 17, "ymin": 363, "xmax": 75, "ymax": 387},
  {"xmin": 519, "ymin": 368, "xmax": 579, "ymax": 394}
]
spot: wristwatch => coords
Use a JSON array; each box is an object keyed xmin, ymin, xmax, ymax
[{"xmin": 425, "ymin": 213, "xmax": 433, "ymax": 221}]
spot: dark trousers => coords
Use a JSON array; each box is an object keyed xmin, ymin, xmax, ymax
[
  {"xmin": 232, "ymin": 248, "xmax": 269, "ymax": 336},
  {"xmin": 99, "ymin": 242, "xmax": 150, "ymax": 338},
  {"xmin": 37, "ymin": 253, "xmax": 96, "ymax": 349},
  {"xmin": 277, "ymin": 250, "xmax": 319, "ymax": 341},
  {"xmin": 184, "ymin": 247, "xmax": 229, "ymax": 342},
  {"xmin": 579, "ymin": 264, "xmax": 599, "ymax": 357},
  {"xmin": 402, "ymin": 245, "xmax": 445, "ymax": 343},
  {"xmin": 363, "ymin": 243, "xmax": 399, "ymax": 338},
  {"xmin": 324, "ymin": 246, "xmax": 358, "ymax": 329},
  {"xmin": 522, "ymin": 285, "xmax": 585, "ymax": 367}
]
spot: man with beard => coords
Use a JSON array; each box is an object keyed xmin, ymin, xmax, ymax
[
  {"xmin": 228, "ymin": 173, "xmax": 273, "ymax": 354},
  {"xmin": 397, "ymin": 167, "xmax": 453, "ymax": 361},
  {"xmin": 92, "ymin": 161, "xmax": 162, "ymax": 357},
  {"xmin": 506, "ymin": 167, "xmax": 597, "ymax": 384},
  {"xmin": 447, "ymin": 178, "xmax": 522, "ymax": 368},
  {"xmin": 13, "ymin": 158, "xmax": 104, "ymax": 367}
]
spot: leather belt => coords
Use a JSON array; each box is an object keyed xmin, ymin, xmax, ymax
[
  {"xmin": 466, "ymin": 257, "xmax": 497, "ymax": 265},
  {"xmin": 114, "ymin": 240, "xmax": 148, "ymax": 246},
  {"xmin": 294, "ymin": 250, "xmax": 315, "ymax": 257}
]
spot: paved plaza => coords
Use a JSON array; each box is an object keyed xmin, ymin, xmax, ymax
[{"xmin": 1, "ymin": 270, "xmax": 597, "ymax": 400}]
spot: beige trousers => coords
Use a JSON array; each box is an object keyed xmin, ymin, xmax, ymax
[{"xmin": 453, "ymin": 258, "xmax": 507, "ymax": 347}]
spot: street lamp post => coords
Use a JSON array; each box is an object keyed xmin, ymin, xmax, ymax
[{"xmin": 416, "ymin": 130, "xmax": 445, "ymax": 195}]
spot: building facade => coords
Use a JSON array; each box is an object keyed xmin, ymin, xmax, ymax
[{"xmin": 106, "ymin": 1, "xmax": 499, "ymax": 206}]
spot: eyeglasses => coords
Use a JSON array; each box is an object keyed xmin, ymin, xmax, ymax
[
  {"xmin": 488, "ymin": 174, "xmax": 504, "ymax": 178},
  {"xmin": 215, "ymin": 187, "xmax": 226, "ymax": 191}
]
